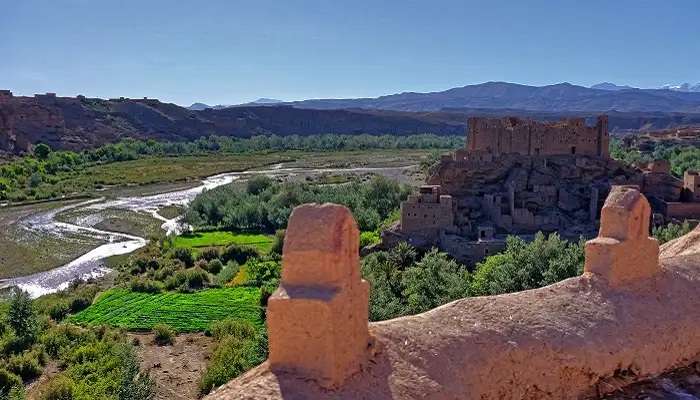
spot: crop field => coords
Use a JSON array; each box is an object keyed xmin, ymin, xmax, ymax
[
  {"xmin": 173, "ymin": 231, "xmax": 275, "ymax": 253},
  {"xmin": 70, "ymin": 287, "xmax": 262, "ymax": 332}
]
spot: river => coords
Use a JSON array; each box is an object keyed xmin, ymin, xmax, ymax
[{"xmin": 0, "ymin": 164, "xmax": 412, "ymax": 298}]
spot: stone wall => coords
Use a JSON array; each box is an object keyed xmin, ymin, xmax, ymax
[
  {"xmin": 206, "ymin": 190, "xmax": 700, "ymax": 400},
  {"xmin": 400, "ymin": 185, "xmax": 454, "ymax": 237},
  {"xmin": 467, "ymin": 115, "xmax": 609, "ymax": 158},
  {"xmin": 684, "ymin": 171, "xmax": 700, "ymax": 202},
  {"xmin": 665, "ymin": 201, "xmax": 700, "ymax": 219}
]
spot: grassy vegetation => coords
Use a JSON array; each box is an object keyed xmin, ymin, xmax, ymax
[
  {"xmin": 172, "ymin": 231, "xmax": 275, "ymax": 253},
  {"xmin": 69, "ymin": 287, "xmax": 263, "ymax": 332},
  {"xmin": 157, "ymin": 205, "xmax": 185, "ymax": 220}
]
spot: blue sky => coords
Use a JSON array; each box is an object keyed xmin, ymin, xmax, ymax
[{"xmin": 1, "ymin": 0, "xmax": 698, "ymax": 105}]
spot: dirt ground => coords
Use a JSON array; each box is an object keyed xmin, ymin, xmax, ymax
[{"xmin": 130, "ymin": 333, "xmax": 215, "ymax": 400}]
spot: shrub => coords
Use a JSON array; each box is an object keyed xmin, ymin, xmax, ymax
[
  {"xmin": 153, "ymin": 264, "xmax": 177, "ymax": 281},
  {"xmin": 360, "ymin": 231, "xmax": 381, "ymax": 248},
  {"xmin": 34, "ymin": 143, "xmax": 52, "ymax": 160},
  {"xmin": 246, "ymin": 176, "xmax": 273, "ymax": 195},
  {"xmin": 653, "ymin": 220, "xmax": 694, "ymax": 244},
  {"xmin": 153, "ymin": 324, "xmax": 175, "ymax": 346},
  {"xmin": 6, "ymin": 385, "xmax": 25, "ymax": 400},
  {"xmin": 164, "ymin": 267, "xmax": 210, "ymax": 291},
  {"xmin": 206, "ymin": 259, "xmax": 223, "ymax": 275},
  {"xmin": 41, "ymin": 324, "xmax": 89, "ymax": 359},
  {"xmin": 68, "ymin": 296, "xmax": 92, "ymax": 314},
  {"xmin": 172, "ymin": 248, "xmax": 194, "ymax": 267},
  {"xmin": 199, "ymin": 335, "xmax": 264, "ymax": 394},
  {"xmin": 129, "ymin": 278, "xmax": 164, "ymax": 294},
  {"xmin": 41, "ymin": 375, "xmax": 74, "ymax": 400},
  {"xmin": 270, "ymin": 229, "xmax": 285, "ymax": 255},
  {"xmin": 115, "ymin": 344, "xmax": 155, "ymax": 400},
  {"xmin": 243, "ymin": 259, "xmax": 280, "ymax": 288},
  {"xmin": 47, "ymin": 301, "xmax": 70, "ymax": 322},
  {"xmin": 198, "ymin": 248, "xmax": 220, "ymax": 262},
  {"xmin": 205, "ymin": 319, "xmax": 257, "ymax": 341},
  {"xmin": 0, "ymin": 369, "xmax": 22, "ymax": 397},
  {"xmin": 7, "ymin": 350, "xmax": 43, "ymax": 380},
  {"xmin": 220, "ymin": 244, "xmax": 259, "ymax": 265},
  {"xmin": 213, "ymin": 262, "xmax": 239, "ymax": 286}
]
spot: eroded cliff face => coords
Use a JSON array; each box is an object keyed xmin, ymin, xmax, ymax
[{"xmin": 0, "ymin": 95, "xmax": 465, "ymax": 154}]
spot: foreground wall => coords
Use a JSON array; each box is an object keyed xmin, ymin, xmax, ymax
[{"xmin": 206, "ymin": 188, "xmax": 700, "ymax": 400}]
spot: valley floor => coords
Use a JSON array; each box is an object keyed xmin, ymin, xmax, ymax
[{"xmin": 0, "ymin": 148, "xmax": 430, "ymax": 279}]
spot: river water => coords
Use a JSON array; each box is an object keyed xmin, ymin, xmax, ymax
[{"xmin": 0, "ymin": 164, "xmax": 411, "ymax": 298}]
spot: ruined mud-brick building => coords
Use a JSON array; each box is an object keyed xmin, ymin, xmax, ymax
[{"xmin": 391, "ymin": 115, "xmax": 697, "ymax": 265}]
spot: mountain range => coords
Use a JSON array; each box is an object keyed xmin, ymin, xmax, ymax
[
  {"xmin": 4, "ymin": 81, "xmax": 700, "ymax": 155},
  {"xmin": 189, "ymin": 82, "xmax": 700, "ymax": 113}
]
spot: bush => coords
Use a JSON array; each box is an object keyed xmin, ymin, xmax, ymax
[
  {"xmin": 0, "ymin": 369, "xmax": 22, "ymax": 397},
  {"xmin": 213, "ymin": 262, "xmax": 239, "ymax": 286},
  {"xmin": 153, "ymin": 264, "xmax": 177, "ymax": 281},
  {"xmin": 653, "ymin": 220, "xmax": 694, "ymax": 244},
  {"xmin": 68, "ymin": 296, "xmax": 92, "ymax": 314},
  {"xmin": 246, "ymin": 176, "xmax": 273, "ymax": 195},
  {"xmin": 41, "ymin": 375, "xmax": 74, "ymax": 400},
  {"xmin": 153, "ymin": 324, "xmax": 175, "ymax": 346},
  {"xmin": 220, "ymin": 244, "xmax": 259, "ymax": 265},
  {"xmin": 172, "ymin": 248, "xmax": 194, "ymax": 267},
  {"xmin": 198, "ymin": 248, "xmax": 220, "ymax": 261},
  {"xmin": 6, "ymin": 385, "xmax": 25, "ymax": 400},
  {"xmin": 129, "ymin": 278, "xmax": 164, "ymax": 294},
  {"xmin": 205, "ymin": 319, "xmax": 257, "ymax": 341},
  {"xmin": 206, "ymin": 259, "xmax": 223, "ymax": 275},
  {"xmin": 164, "ymin": 267, "xmax": 210, "ymax": 291},
  {"xmin": 243, "ymin": 259, "xmax": 280, "ymax": 288},
  {"xmin": 47, "ymin": 302, "xmax": 70, "ymax": 322},
  {"xmin": 199, "ymin": 331, "xmax": 265, "ymax": 394},
  {"xmin": 115, "ymin": 344, "xmax": 155, "ymax": 400},
  {"xmin": 270, "ymin": 229, "xmax": 285, "ymax": 255},
  {"xmin": 7, "ymin": 350, "xmax": 43, "ymax": 381},
  {"xmin": 360, "ymin": 231, "xmax": 381, "ymax": 248},
  {"xmin": 41, "ymin": 324, "xmax": 88, "ymax": 359}
]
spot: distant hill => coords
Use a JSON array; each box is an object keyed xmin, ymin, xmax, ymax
[
  {"xmin": 4, "ymin": 87, "xmax": 700, "ymax": 155},
  {"xmin": 590, "ymin": 82, "xmax": 636, "ymax": 91},
  {"xmin": 188, "ymin": 102, "xmax": 212, "ymax": 111},
  {"xmin": 282, "ymin": 82, "xmax": 700, "ymax": 113},
  {"xmin": 662, "ymin": 83, "xmax": 700, "ymax": 92},
  {"xmin": 0, "ymin": 95, "xmax": 464, "ymax": 154}
]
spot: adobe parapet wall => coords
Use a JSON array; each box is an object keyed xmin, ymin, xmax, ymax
[{"xmin": 207, "ymin": 188, "xmax": 700, "ymax": 400}]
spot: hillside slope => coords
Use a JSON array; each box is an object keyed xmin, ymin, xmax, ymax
[
  {"xmin": 0, "ymin": 95, "xmax": 463, "ymax": 154},
  {"xmin": 285, "ymin": 82, "xmax": 700, "ymax": 113}
]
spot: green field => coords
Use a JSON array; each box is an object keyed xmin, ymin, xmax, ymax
[
  {"xmin": 70, "ymin": 287, "xmax": 262, "ymax": 332},
  {"xmin": 173, "ymin": 231, "xmax": 275, "ymax": 253}
]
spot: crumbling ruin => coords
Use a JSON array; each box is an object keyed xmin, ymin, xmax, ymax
[
  {"xmin": 388, "ymin": 116, "xmax": 699, "ymax": 265},
  {"xmin": 205, "ymin": 191, "xmax": 700, "ymax": 400}
]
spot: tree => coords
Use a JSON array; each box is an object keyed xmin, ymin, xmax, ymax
[
  {"xmin": 33, "ymin": 143, "xmax": 52, "ymax": 160},
  {"xmin": 469, "ymin": 233, "xmax": 585, "ymax": 296},
  {"xmin": 7, "ymin": 289, "xmax": 37, "ymax": 339}
]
